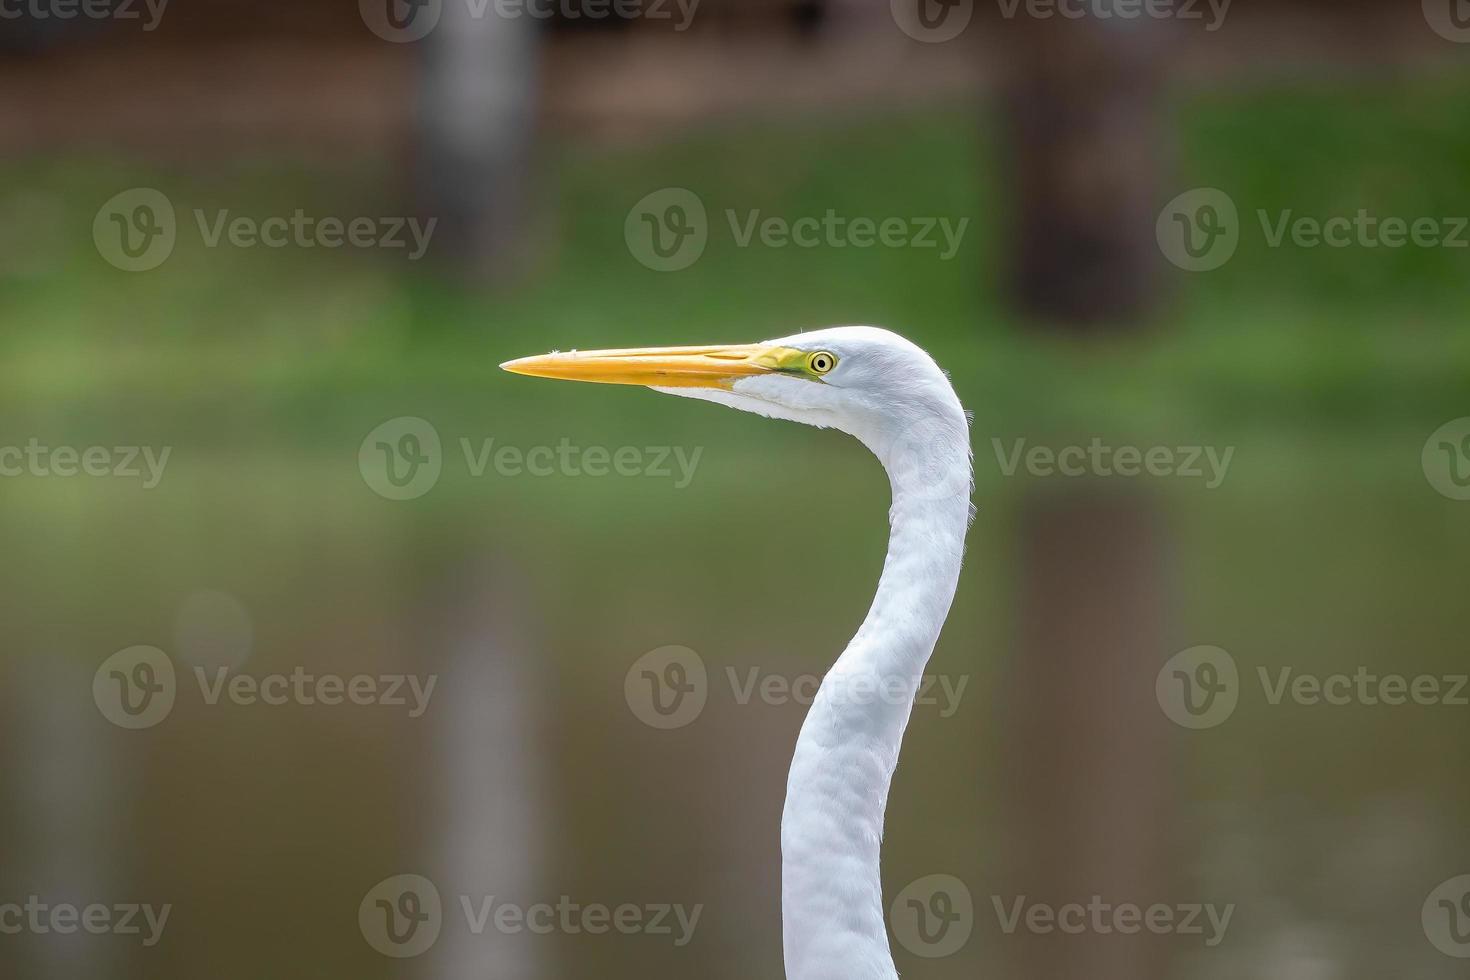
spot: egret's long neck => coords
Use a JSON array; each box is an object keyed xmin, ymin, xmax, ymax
[{"xmin": 781, "ymin": 431, "xmax": 971, "ymax": 980}]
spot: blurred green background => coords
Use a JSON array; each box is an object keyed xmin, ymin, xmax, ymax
[{"xmin": 1, "ymin": 3, "xmax": 1469, "ymax": 979}]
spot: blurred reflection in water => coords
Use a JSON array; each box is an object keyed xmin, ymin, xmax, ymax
[{"xmin": 1, "ymin": 431, "xmax": 1466, "ymax": 979}]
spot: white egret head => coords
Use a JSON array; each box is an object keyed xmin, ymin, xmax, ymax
[{"xmin": 502, "ymin": 325, "xmax": 970, "ymax": 494}]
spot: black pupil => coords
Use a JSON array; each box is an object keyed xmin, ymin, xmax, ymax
[{"xmin": 814, "ymin": 355, "xmax": 829, "ymax": 371}]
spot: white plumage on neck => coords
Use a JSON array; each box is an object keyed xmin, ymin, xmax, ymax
[{"xmin": 780, "ymin": 421, "xmax": 971, "ymax": 980}]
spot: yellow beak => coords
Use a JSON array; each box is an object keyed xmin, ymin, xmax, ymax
[{"xmin": 500, "ymin": 343, "xmax": 801, "ymax": 389}]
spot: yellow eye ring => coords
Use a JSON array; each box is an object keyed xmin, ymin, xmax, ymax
[{"xmin": 807, "ymin": 351, "xmax": 837, "ymax": 375}]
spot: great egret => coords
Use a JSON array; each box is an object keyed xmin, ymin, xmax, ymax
[{"xmin": 503, "ymin": 326, "xmax": 972, "ymax": 980}]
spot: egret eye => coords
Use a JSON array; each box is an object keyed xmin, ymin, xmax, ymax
[{"xmin": 807, "ymin": 351, "xmax": 837, "ymax": 375}]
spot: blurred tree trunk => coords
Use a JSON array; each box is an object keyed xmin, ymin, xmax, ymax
[
  {"xmin": 1003, "ymin": 493, "xmax": 1173, "ymax": 980},
  {"xmin": 9, "ymin": 657, "xmax": 118, "ymax": 980},
  {"xmin": 417, "ymin": 6, "xmax": 541, "ymax": 284},
  {"xmin": 427, "ymin": 557, "xmax": 545, "ymax": 980},
  {"xmin": 1001, "ymin": 16, "xmax": 1165, "ymax": 326},
  {"xmin": 998, "ymin": 18, "xmax": 1175, "ymax": 980}
]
